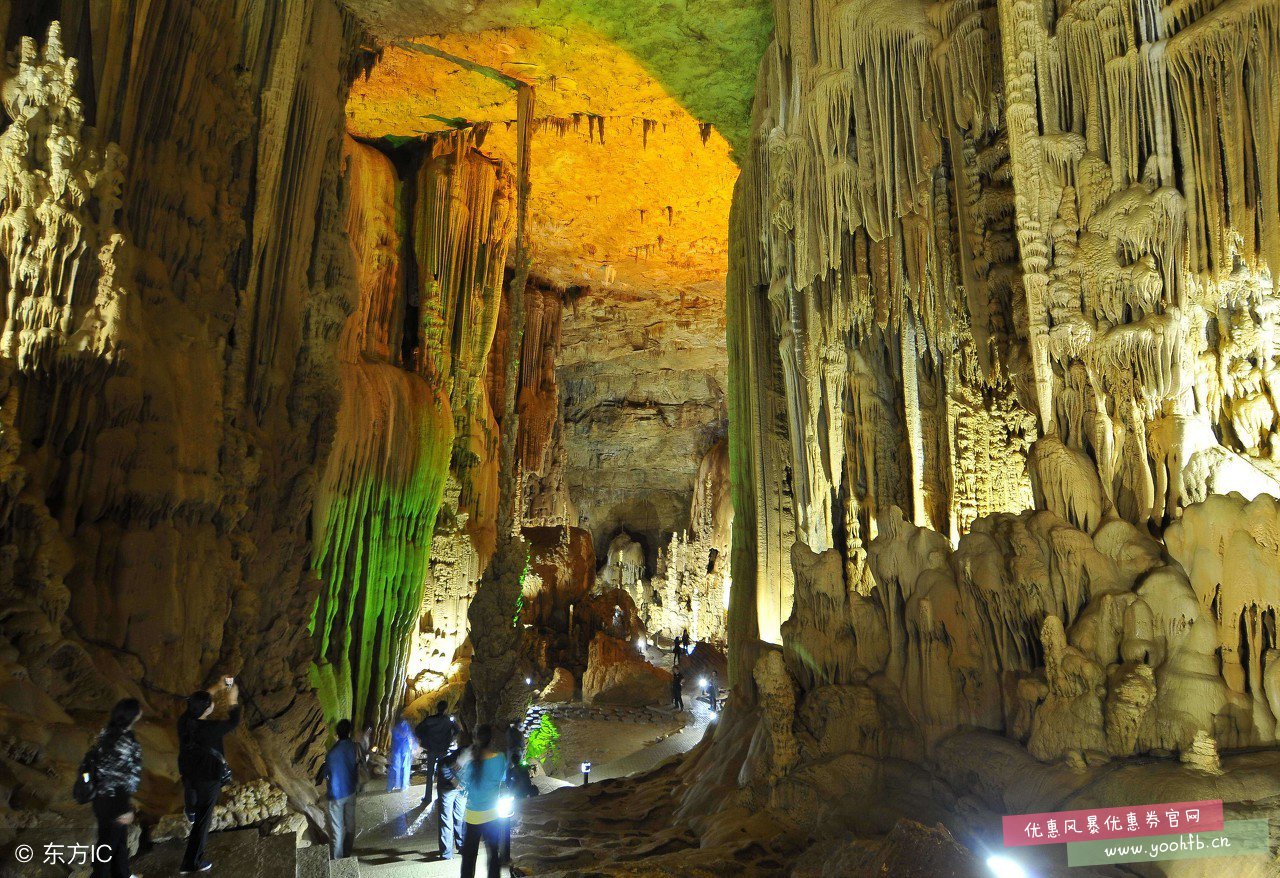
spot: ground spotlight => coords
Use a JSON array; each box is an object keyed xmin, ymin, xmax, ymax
[
  {"xmin": 699, "ymin": 677, "xmax": 708, "ymax": 689},
  {"xmin": 497, "ymin": 794, "xmax": 515, "ymax": 819},
  {"xmin": 525, "ymin": 676, "xmax": 533, "ymax": 686},
  {"xmin": 986, "ymin": 854, "xmax": 1027, "ymax": 878}
]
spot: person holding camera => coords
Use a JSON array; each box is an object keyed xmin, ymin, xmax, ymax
[{"xmin": 177, "ymin": 677, "xmax": 241, "ymax": 874}]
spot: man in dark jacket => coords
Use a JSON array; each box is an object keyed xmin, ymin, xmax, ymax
[
  {"xmin": 89, "ymin": 699, "xmax": 143, "ymax": 878},
  {"xmin": 316, "ymin": 719, "xmax": 361, "ymax": 859},
  {"xmin": 414, "ymin": 701, "xmax": 456, "ymax": 806},
  {"xmin": 177, "ymin": 680, "xmax": 241, "ymax": 874}
]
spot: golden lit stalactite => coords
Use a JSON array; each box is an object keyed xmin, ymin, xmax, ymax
[
  {"xmin": 348, "ymin": 31, "xmax": 736, "ymax": 298},
  {"xmin": 723, "ymin": 0, "xmax": 1280, "ymax": 813},
  {"xmin": 350, "ymin": 33, "xmax": 735, "ymax": 599}
]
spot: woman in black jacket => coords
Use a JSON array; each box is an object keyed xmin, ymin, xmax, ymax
[
  {"xmin": 91, "ymin": 698, "xmax": 143, "ymax": 878},
  {"xmin": 177, "ymin": 680, "xmax": 241, "ymax": 874}
]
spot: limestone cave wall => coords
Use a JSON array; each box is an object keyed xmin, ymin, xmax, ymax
[
  {"xmin": 723, "ymin": 0, "xmax": 1280, "ymax": 840},
  {"xmin": 0, "ymin": 0, "xmax": 369, "ymax": 813},
  {"xmin": 561, "ymin": 283, "xmax": 729, "ymax": 572}
]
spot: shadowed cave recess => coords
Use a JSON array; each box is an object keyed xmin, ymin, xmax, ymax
[{"xmin": 1, "ymin": 0, "xmax": 1279, "ymax": 875}]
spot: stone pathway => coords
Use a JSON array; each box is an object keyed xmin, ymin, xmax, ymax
[
  {"xmin": 131, "ymin": 827, "xmax": 299, "ymax": 878},
  {"xmin": 116, "ymin": 675, "xmax": 718, "ymax": 878},
  {"xmin": 344, "ymin": 698, "xmax": 715, "ymax": 877}
]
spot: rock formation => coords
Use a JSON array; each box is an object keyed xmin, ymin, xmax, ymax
[
  {"xmin": 4, "ymin": 0, "xmax": 1278, "ymax": 873},
  {"xmin": 311, "ymin": 131, "xmax": 513, "ymax": 732},
  {"xmin": 0, "ymin": 2, "xmax": 368, "ymax": 816},
  {"xmin": 603, "ymin": 437, "xmax": 735, "ymax": 645},
  {"xmin": 581, "ymin": 633, "xmax": 672, "ymax": 707},
  {"xmin": 711, "ymin": 0, "xmax": 1280, "ymax": 867},
  {"xmin": 539, "ymin": 667, "xmax": 576, "ymax": 703}
]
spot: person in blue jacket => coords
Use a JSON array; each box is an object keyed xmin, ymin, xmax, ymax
[
  {"xmin": 387, "ymin": 712, "xmax": 417, "ymax": 792},
  {"xmin": 315, "ymin": 719, "xmax": 361, "ymax": 859}
]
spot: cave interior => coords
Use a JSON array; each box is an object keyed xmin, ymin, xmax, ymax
[{"xmin": 1, "ymin": 0, "xmax": 1280, "ymax": 875}]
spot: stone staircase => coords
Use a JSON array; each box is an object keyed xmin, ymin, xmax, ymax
[{"xmin": 130, "ymin": 828, "xmax": 359, "ymax": 878}]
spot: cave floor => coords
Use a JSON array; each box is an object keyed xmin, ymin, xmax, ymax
[{"xmin": 349, "ymin": 698, "xmax": 716, "ymax": 876}]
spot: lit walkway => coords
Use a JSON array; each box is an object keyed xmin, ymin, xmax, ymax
[{"xmin": 347, "ymin": 698, "xmax": 715, "ymax": 876}]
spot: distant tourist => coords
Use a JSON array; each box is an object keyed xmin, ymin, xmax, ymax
[
  {"xmin": 178, "ymin": 678, "xmax": 241, "ymax": 874},
  {"xmin": 460, "ymin": 724, "xmax": 508, "ymax": 878},
  {"xmin": 434, "ymin": 731, "xmax": 470, "ymax": 860},
  {"xmin": 387, "ymin": 712, "xmax": 417, "ymax": 792},
  {"xmin": 709, "ymin": 671, "xmax": 720, "ymax": 710},
  {"xmin": 81, "ymin": 698, "xmax": 142, "ymax": 878},
  {"xmin": 316, "ymin": 720, "xmax": 361, "ymax": 860},
  {"xmin": 671, "ymin": 669, "xmax": 684, "ymax": 711},
  {"xmin": 414, "ymin": 700, "xmax": 457, "ymax": 806}
]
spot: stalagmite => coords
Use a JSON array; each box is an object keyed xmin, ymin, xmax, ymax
[{"xmin": 468, "ymin": 80, "xmax": 536, "ymax": 728}]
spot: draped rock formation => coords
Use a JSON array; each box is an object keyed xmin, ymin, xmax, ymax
[
  {"xmin": 310, "ymin": 134, "xmax": 510, "ymax": 731},
  {"xmin": 0, "ymin": 2, "xmax": 368, "ymax": 815},
  {"xmin": 349, "ymin": 35, "xmax": 736, "ymax": 618},
  {"xmin": 716, "ymin": 0, "xmax": 1280, "ymax": 866}
]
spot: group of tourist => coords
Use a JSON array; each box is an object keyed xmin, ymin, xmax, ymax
[
  {"xmin": 319, "ymin": 699, "xmax": 529, "ymax": 877},
  {"xmin": 669, "ymin": 630, "xmax": 719, "ymax": 712},
  {"xmin": 79, "ymin": 683, "xmax": 531, "ymax": 878},
  {"xmin": 79, "ymin": 680, "xmax": 241, "ymax": 878}
]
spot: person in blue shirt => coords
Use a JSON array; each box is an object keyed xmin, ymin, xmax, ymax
[
  {"xmin": 461, "ymin": 724, "xmax": 508, "ymax": 878},
  {"xmin": 316, "ymin": 719, "xmax": 361, "ymax": 859},
  {"xmin": 387, "ymin": 713, "xmax": 417, "ymax": 792}
]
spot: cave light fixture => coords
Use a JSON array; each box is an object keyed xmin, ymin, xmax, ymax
[
  {"xmin": 526, "ymin": 676, "xmax": 533, "ymax": 686},
  {"xmin": 498, "ymin": 794, "xmax": 516, "ymax": 819},
  {"xmin": 637, "ymin": 636, "xmax": 647, "ymax": 650},
  {"xmin": 986, "ymin": 854, "xmax": 1028, "ymax": 878}
]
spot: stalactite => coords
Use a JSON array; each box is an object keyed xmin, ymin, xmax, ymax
[
  {"xmin": 0, "ymin": 23, "xmax": 130, "ymax": 375},
  {"xmin": 311, "ymin": 132, "xmax": 515, "ymax": 732},
  {"xmin": 728, "ymin": 0, "xmax": 1280, "ymax": 787},
  {"xmin": 517, "ymin": 283, "xmax": 573, "ymax": 524}
]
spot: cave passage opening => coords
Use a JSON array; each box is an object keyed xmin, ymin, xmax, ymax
[{"xmin": 313, "ymin": 20, "xmax": 741, "ymax": 753}]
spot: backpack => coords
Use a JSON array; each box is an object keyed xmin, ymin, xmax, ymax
[
  {"xmin": 72, "ymin": 745, "xmax": 99, "ymax": 804},
  {"xmin": 179, "ymin": 740, "xmax": 232, "ymax": 786}
]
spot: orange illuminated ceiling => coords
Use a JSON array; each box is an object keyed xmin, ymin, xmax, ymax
[{"xmin": 346, "ymin": 28, "xmax": 742, "ymax": 297}]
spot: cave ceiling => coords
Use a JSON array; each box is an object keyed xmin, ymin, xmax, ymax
[{"xmin": 344, "ymin": 0, "xmax": 771, "ymax": 296}]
